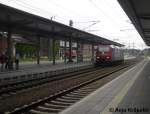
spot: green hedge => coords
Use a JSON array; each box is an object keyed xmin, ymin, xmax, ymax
[{"xmin": 16, "ymin": 43, "xmax": 37, "ymax": 53}]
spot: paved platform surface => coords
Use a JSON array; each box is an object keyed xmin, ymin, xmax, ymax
[
  {"xmin": 124, "ymin": 55, "xmax": 136, "ymax": 60},
  {"xmin": 60, "ymin": 58, "xmax": 150, "ymax": 114},
  {"xmin": 0, "ymin": 61, "xmax": 92, "ymax": 79},
  {"xmin": 0, "ymin": 56, "xmax": 134, "ymax": 78}
]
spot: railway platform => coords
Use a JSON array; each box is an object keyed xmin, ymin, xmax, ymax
[
  {"xmin": 0, "ymin": 61, "xmax": 93, "ymax": 86},
  {"xmin": 60, "ymin": 58, "xmax": 150, "ymax": 114}
]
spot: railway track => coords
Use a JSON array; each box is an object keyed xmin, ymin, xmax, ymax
[
  {"xmin": 0, "ymin": 66, "xmax": 100, "ymax": 98},
  {"xmin": 5, "ymin": 59, "xmax": 139, "ymax": 114},
  {"xmin": 0, "ymin": 59, "xmax": 136, "ymax": 99}
]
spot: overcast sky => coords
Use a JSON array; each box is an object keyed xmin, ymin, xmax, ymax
[{"xmin": 0, "ymin": 0, "xmax": 148, "ymax": 49}]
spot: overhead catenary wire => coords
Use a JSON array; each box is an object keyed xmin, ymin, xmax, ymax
[
  {"xmin": 24, "ymin": 0, "xmax": 68, "ymax": 21},
  {"xmin": 88, "ymin": 0, "xmax": 121, "ymax": 39},
  {"xmin": 1, "ymin": 0, "xmax": 115, "ymax": 31},
  {"xmin": 4, "ymin": 0, "xmax": 53, "ymax": 18},
  {"xmin": 92, "ymin": 0, "xmax": 138, "ymax": 41},
  {"xmin": 45, "ymin": 0, "xmax": 88, "ymax": 18},
  {"xmin": 74, "ymin": 20, "xmax": 100, "ymax": 23},
  {"xmin": 18, "ymin": 0, "xmax": 92, "ymax": 24},
  {"xmin": 89, "ymin": 0, "xmax": 135, "ymax": 41},
  {"xmin": 89, "ymin": 0, "xmax": 121, "ymax": 30},
  {"xmin": 13, "ymin": 0, "xmax": 59, "ymax": 19},
  {"xmin": 82, "ymin": 21, "xmax": 100, "ymax": 30},
  {"xmin": 4, "ymin": 0, "xmax": 67, "ymax": 22},
  {"xmin": 43, "ymin": 0, "xmax": 100, "ymax": 26},
  {"xmin": 99, "ymin": 0, "xmax": 124, "ymax": 22}
]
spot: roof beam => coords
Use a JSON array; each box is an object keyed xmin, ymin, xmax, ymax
[
  {"xmin": 143, "ymin": 29, "xmax": 150, "ymax": 32},
  {"xmin": 0, "ymin": 3, "xmax": 123, "ymax": 46},
  {"xmin": 118, "ymin": 0, "xmax": 149, "ymax": 45},
  {"xmin": 138, "ymin": 14, "xmax": 150, "ymax": 20}
]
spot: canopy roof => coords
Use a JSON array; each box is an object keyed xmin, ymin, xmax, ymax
[
  {"xmin": 118, "ymin": 0, "xmax": 150, "ymax": 46},
  {"xmin": 0, "ymin": 3, "xmax": 123, "ymax": 46}
]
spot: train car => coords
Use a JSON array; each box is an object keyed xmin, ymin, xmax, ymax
[
  {"xmin": 65, "ymin": 50, "xmax": 77, "ymax": 58},
  {"xmin": 95, "ymin": 45, "xmax": 124, "ymax": 66}
]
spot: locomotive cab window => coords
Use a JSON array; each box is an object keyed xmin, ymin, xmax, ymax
[{"xmin": 98, "ymin": 47, "xmax": 109, "ymax": 52}]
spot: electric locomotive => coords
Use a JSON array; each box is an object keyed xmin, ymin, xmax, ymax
[{"xmin": 95, "ymin": 45, "xmax": 124, "ymax": 66}]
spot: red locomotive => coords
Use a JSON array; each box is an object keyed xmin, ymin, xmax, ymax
[{"xmin": 95, "ymin": 45, "xmax": 124, "ymax": 66}]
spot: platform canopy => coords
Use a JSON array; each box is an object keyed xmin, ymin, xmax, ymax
[
  {"xmin": 0, "ymin": 3, "xmax": 123, "ymax": 46},
  {"xmin": 118, "ymin": 0, "xmax": 150, "ymax": 46}
]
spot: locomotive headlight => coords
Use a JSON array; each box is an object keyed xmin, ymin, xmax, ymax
[
  {"xmin": 106, "ymin": 56, "xmax": 110, "ymax": 59},
  {"xmin": 96, "ymin": 56, "xmax": 100, "ymax": 59}
]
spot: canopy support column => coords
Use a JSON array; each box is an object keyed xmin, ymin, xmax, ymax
[
  {"xmin": 37, "ymin": 35, "xmax": 40, "ymax": 64},
  {"xmin": 91, "ymin": 44, "xmax": 94, "ymax": 63},
  {"xmin": 64, "ymin": 39, "xmax": 67, "ymax": 64},
  {"xmin": 7, "ymin": 29, "xmax": 13, "ymax": 70},
  {"xmin": 77, "ymin": 41, "xmax": 80, "ymax": 63},
  {"xmin": 52, "ymin": 39, "xmax": 56, "ymax": 65},
  {"xmin": 68, "ymin": 36, "xmax": 73, "ymax": 62},
  {"xmin": 48, "ymin": 38, "xmax": 51, "ymax": 61}
]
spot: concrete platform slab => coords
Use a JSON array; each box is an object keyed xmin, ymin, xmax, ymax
[
  {"xmin": 60, "ymin": 58, "xmax": 149, "ymax": 114},
  {"xmin": 0, "ymin": 61, "xmax": 92, "ymax": 86}
]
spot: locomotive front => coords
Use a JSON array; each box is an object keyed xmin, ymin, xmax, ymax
[{"xmin": 95, "ymin": 45, "xmax": 112, "ymax": 65}]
